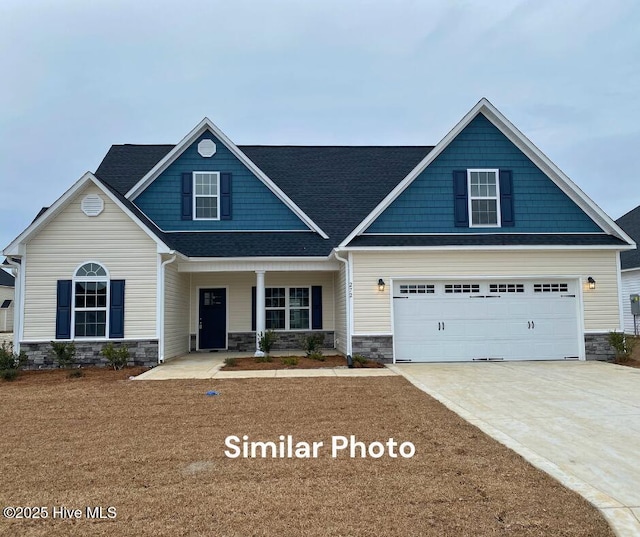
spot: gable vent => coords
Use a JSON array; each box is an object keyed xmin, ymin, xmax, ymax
[
  {"xmin": 198, "ymin": 138, "xmax": 217, "ymax": 157},
  {"xmin": 81, "ymin": 194, "xmax": 104, "ymax": 217}
]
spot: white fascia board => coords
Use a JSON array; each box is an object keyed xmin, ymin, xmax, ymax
[
  {"xmin": 125, "ymin": 117, "xmax": 329, "ymax": 239},
  {"xmin": 177, "ymin": 256, "xmax": 341, "ymax": 273},
  {"xmin": 182, "ymin": 255, "xmax": 333, "ymax": 262},
  {"xmin": 339, "ymin": 98, "xmax": 634, "ymax": 248},
  {"xmin": 3, "ymin": 172, "xmax": 171, "ymax": 256}
]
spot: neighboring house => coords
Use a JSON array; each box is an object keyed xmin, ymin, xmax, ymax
[
  {"xmin": 616, "ymin": 206, "xmax": 640, "ymax": 335},
  {"xmin": 0, "ymin": 267, "xmax": 15, "ymax": 333},
  {"xmin": 2, "ymin": 99, "xmax": 635, "ymax": 367}
]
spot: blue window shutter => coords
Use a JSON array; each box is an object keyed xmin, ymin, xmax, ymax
[
  {"xmin": 251, "ymin": 287, "xmax": 256, "ymax": 331},
  {"xmin": 453, "ymin": 170, "xmax": 468, "ymax": 227},
  {"xmin": 181, "ymin": 172, "xmax": 192, "ymax": 220},
  {"xmin": 311, "ymin": 286, "xmax": 322, "ymax": 330},
  {"xmin": 499, "ymin": 170, "xmax": 515, "ymax": 227},
  {"xmin": 109, "ymin": 280, "xmax": 125, "ymax": 338},
  {"xmin": 55, "ymin": 280, "xmax": 72, "ymax": 339},
  {"xmin": 220, "ymin": 172, "xmax": 232, "ymax": 220}
]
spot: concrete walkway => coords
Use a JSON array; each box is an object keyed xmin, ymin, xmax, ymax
[
  {"xmin": 135, "ymin": 351, "xmax": 397, "ymax": 380},
  {"xmin": 390, "ymin": 361, "xmax": 640, "ymax": 537}
]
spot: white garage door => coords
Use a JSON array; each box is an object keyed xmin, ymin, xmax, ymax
[{"xmin": 393, "ymin": 280, "xmax": 581, "ymax": 362}]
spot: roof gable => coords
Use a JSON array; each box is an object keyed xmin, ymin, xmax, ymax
[
  {"xmin": 134, "ymin": 131, "xmax": 310, "ymax": 232},
  {"xmin": 3, "ymin": 173, "xmax": 171, "ymax": 256},
  {"xmin": 95, "ymin": 144, "xmax": 432, "ymax": 248},
  {"xmin": 340, "ymin": 98, "xmax": 634, "ymax": 247},
  {"xmin": 365, "ymin": 113, "xmax": 602, "ymax": 234},
  {"xmin": 124, "ymin": 118, "xmax": 328, "ymax": 239}
]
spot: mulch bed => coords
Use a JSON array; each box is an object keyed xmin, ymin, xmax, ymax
[
  {"xmin": 221, "ymin": 354, "xmax": 384, "ymax": 370},
  {"xmin": 0, "ymin": 369, "xmax": 613, "ymax": 536},
  {"xmin": 615, "ymin": 336, "xmax": 640, "ymax": 369}
]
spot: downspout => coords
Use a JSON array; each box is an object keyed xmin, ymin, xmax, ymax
[
  {"xmin": 334, "ymin": 250, "xmax": 353, "ymax": 367},
  {"xmin": 5, "ymin": 257, "xmax": 21, "ymax": 353},
  {"xmin": 158, "ymin": 253, "xmax": 176, "ymax": 364}
]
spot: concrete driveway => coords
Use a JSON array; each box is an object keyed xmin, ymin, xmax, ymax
[{"xmin": 390, "ymin": 361, "xmax": 640, "ymax": 537}]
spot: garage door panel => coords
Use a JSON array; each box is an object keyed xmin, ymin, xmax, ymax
[{"xmin": 393, "ymin": 280, "xmax": 581, "ymax": 363}]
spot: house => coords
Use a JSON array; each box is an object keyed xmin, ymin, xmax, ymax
[
  {"xmin": 0, "ymin": 267, "xmax": 14, "ymax": 333},
  {"xmin": 2, "ymin": 99, "xmax": 634, "ymax": 367},
  {"xmin": 616, "ymin": 206, "xmax": 640, "ymax": 335}
]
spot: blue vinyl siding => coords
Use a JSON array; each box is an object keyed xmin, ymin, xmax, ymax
[
  {"xmin": 135, "ymin": 132, "xmax": 308, "ymax": 231},
  {"xmin": 366, "ymin": 114, "xmax": 602, "ymax": 234}
]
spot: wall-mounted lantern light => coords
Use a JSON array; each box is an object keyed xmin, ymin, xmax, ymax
[
  {"xmin": 378, "ymin": 278, "xmax": 386, "ymax": 292},
  {"xmin": 587, "ymin": 277, "xmax": 596, "ymax": 290}
]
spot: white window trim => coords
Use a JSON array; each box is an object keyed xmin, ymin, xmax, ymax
[
  {"xmin": 265, "ymin": 286, "xmax": 311, "ymax": 331},
  {"xmin": 72, "ymin": 262, "xmax": 110, "ymax": 340},
  {"xmin": 193, "ymin": 171, "xmax": 221, "ymax": 221},
  {"xmin": 467, "ymin": 168, "xmax": 501, "ymax": 228}
]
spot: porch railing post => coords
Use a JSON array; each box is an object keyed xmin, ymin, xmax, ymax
[{"xmin": 255, "ymin": 270, "xmax": 266, "ymax": 356}]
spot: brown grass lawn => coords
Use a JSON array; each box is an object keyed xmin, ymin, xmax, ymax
[{"xmin": 0, "ymin": 369, "xmax": 613, "ymax": 537}]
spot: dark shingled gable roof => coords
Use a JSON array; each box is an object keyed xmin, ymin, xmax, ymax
[
  {"xmin": 349, "ymin": 234, "xmax": 628, "ymax": 248},
  {"xmin": 93, "ymin": 142, "xmax": 626, "ymax": 257},
  {"xmin": 0, "ymin": 268, "xmax": 14, "ymax": 287},
  {"xmin": 95, "ymin": 144, "xmax": 433, "ymax": 256},
  {"xmin": 616, "ymin": 206, "xmax": 640, "ymax": 269}
]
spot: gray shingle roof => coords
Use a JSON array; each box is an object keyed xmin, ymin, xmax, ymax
[
  {"xmin": 616, "ymin": 206, "xmax": 640, "ymax": 269},
  {"xmin": 95, "ymin": 144, "xmax": 433, "ymax": 256},
  {"xmin": 349, "ymin": 234, "xmax": 627, "ymax": 248},
  {"xmin": 93, "ymin": 143, "xmax": 625, "ymax": 257},
  {"xmin": 0, "ymin": 268, "xmax": 14, "ymax": 287}
]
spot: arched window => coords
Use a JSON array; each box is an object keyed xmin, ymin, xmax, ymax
[{"xmin": 74, "ymin": 262, "xmax": 109, "ymax": 337}]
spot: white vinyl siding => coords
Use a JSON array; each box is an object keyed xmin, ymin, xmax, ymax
[
  {"xmin": 164, "ymin": 261, "xmax": 190, "ymax": 359},
  {"xmin": 0, "ymin": 286, "xmax": 14, "ymax": 332},
  {"xmin": 351, "ymin": 250, "xmax": 620, "ymax": 334},
  {"xmin": 189, "ymin": 271, "xmax": 335, "ymax": 334},
  {"xmin": 621, "ymin": 269, "xmax": 640, "ymax": 335},
  {"xmin": 23, "ymin": 184, "xmax": 158, "ymax": 340},
  {"xmin": 333, "ymin": 264, "xmax": 347, "ymax": 354}
]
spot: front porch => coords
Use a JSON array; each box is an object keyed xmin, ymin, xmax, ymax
[{"xmin": 162, "ymin": 256, "xmax": 346, "ymax": 362}]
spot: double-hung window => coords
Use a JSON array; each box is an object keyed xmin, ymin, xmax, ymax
[
  {"xmin": 193, "ymin": 172, "xmax": 220, "ymax": 220},
  {"xmin": 265, "ymin": 287, "xmax": 310, "ymax": 330},
  {"xmin": 468, "ymin": 169, "xmax": 500, "ymax": 227},
  {"xmin": 74, "ymin": 262, "xmax": 108, "ymax": 337}
]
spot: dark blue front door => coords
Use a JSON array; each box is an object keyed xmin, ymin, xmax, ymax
[{"xmin": 199, "ymin": 288, "xmax": 226, "ymax": 349}]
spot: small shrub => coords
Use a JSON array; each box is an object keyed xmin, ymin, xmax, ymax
[
  {"xmin": 224, "ymin": 357, "xmax": 238, "ymax": 367},
  {"xmin": 309, "ymin": 350, "xmax": 325, "ymax": 361},
  {"xmin": 0, "ymin": 341, "xmax": 27, "ymax": 381},
  {"xmin": 258, "ymin": 330, "xmax": 277, "ymax": 356},
  {"xmin": 353, "ymin": 354, "xmax": 368, "ymax": 366},
  {"xmin": 101, "ymin": 342, "xmax": 130, "ymax": 370},
  {"xmin": 50, "ymin": 341, "xmax": 76, "ymax": 369},
  {"xmin": 302, "ymin": 334, "xmax": 324, "ymax": 357},
  {"xmin": 281, "ymin": 356, "xmax": 299, "ymax": 366},
  {"xmin": 608, "ymin": 331, "xmax": 636, "ymax": 363},
  {"xmin": 68, "ymin": 369, "xmax": 84, "ymax": 378},
  {"xmin": 255, "ymin": 354, "xmax": 273, "ymax": 363},
  {"xmin": 1, "ymin": 369, "xmax": 18, "ymax": 381}
]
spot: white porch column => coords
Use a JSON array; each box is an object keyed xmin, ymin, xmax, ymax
[{"xmin": 255, "ymin": 270, "xmax": 266, "ymax": 356}]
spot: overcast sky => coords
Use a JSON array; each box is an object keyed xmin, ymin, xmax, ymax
[{"xmin": 1, "ymin": 0, "xmax": 639, "ymax": 254}]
